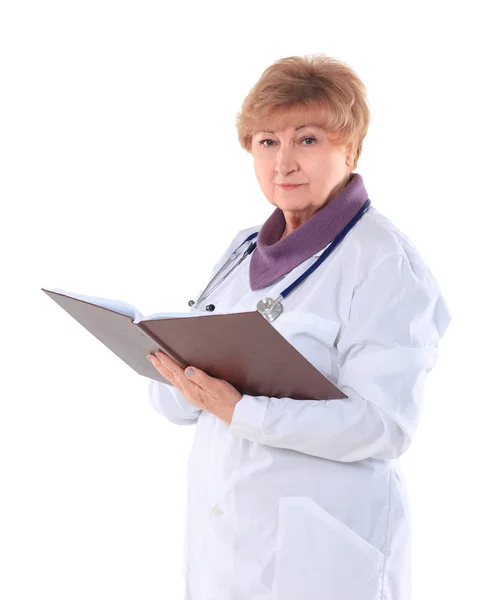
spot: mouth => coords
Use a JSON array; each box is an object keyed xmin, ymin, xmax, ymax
[{"xmin": 278, "ymin": 184, "xmax": 303, "ymax": 189}]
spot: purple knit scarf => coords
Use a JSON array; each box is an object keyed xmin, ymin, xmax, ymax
[{"xmin": 249, "ymin": 172, "xmax": 369, "ymax": 290}]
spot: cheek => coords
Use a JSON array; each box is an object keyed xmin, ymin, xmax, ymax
[{"xmin": 253, "ymin": 159, "xmax": 274, "ymax": 186}]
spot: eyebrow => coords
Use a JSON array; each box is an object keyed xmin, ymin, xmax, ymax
[{"xmin": 258, "ymin": 123, "xmax": 323, "ymax": 134}]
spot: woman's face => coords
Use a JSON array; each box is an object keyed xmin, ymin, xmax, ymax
[{"xmin": 251, "ymin": 111, "xmax": 354, "ymax": 216}]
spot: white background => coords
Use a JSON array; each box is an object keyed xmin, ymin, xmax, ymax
[{"xmin": 1, "ymin": 1, "xmax": 476, "ymax": 598}]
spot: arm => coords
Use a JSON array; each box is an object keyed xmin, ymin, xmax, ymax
[{"xmin": 229, "ymin": 253, "xmax": 452, "ymax": 462}]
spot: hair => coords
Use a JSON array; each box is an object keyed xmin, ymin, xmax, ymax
[{"xmin": 235, "ymin": 54, "xmax": 371, "ymax": 171}]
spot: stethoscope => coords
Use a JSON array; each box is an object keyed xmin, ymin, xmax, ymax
[{"xmin": 189, "ymin": 199, "xmax": 371, "ymax": 323}]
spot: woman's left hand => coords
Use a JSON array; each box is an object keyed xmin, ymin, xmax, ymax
[{"xmin": 147, "ymin": 351, "xmax": 242, "ymax": 425}]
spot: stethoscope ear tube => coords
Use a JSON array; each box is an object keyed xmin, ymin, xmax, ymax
[{"xmin": 189, "ymin": 232, "xmax": 259, "ymax": 311}]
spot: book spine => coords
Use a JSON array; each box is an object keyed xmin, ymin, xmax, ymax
[{"xmin": 136, "ymin": 321, "xmax": 188, "ymax": 368}]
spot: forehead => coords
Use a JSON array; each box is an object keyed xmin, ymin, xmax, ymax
[{"xmin": 253, "ymin": 106, "xmax": 327, "ymax": 135}]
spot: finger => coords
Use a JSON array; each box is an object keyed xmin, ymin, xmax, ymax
[
  {"xmin": 155, "ymin": 352, "xmax": 208, "ymax": 404},
  {"xmin": 155, "ymin": 351, "xmax": 182, "ymax": 370},
  {"xmin": 155, "ymin": 353, "xmax": 197, "ymax": 381},
  {"xmin": 149, "ymin": 357, "xmax": 203, "ymax": 412},
  {"xmin": 148, "ymin": 354, "xmax": 174, "ymax": 382},
  {"xmin": 183, "ymin": 366, "xmax": 216, "ymax": 392},
  {"xmin": 157, "ymin": 353, "xmax": 219, "ymax": 397},
  {"xmin": 155, "ymin": 352, "xmax": 194, "ymax": 394},
  {"xmin": 155, "ymin": 352, "xmax": 189, "ymax": 382}
]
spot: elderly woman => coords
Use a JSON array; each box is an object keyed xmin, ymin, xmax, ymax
[{"xmin": 146, "ymin": 54, "xmax": 451, "ymax": 600}]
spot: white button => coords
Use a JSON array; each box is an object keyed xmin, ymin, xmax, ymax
[{"xmin": 211, "ymin": 503, "xmax": 224, "ymax": 516}]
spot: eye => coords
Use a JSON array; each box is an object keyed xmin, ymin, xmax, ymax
[
  {"xmin": 258, "ymin": 138, "xmax": 275, "ymax": 147},
  {"xmin": 257, "ymin": 136, "xmax": 317, "ymax": 147}
]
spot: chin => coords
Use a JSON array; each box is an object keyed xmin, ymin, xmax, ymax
[{"xmin": 274, "ymin": 199, "xmax": 309, "ymax": 211}]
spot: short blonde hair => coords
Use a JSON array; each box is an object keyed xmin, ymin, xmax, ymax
[{"xmin": 235, "ymin": 54, "xmax": 370, "ymax": 171}]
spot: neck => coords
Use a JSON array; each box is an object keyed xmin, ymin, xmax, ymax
[
  {"xmin": 279, "ymin": 207, "xmax": 316, "ymax": 240},
  {"xmin": 279, "ymin": 173, "xmax": 352, "ymax": 240},
  {"xmin": 249, "ymin": 172, "xmax": 369, "ymax": 292}
]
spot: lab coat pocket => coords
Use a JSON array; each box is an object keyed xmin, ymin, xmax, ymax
[
  {"xmin": 272, "ymin": 496, "xmax": 385, "ymax": 600},
  {"xmin": 272, "ymin": 313, "xmax": 341, "ymax": 378}
]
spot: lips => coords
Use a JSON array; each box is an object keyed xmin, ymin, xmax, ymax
[{"xmin": 278, "ymin": 184, "xmax": 303, "ymax": 189}]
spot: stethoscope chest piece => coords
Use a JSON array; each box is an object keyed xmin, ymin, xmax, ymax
[{"xmin": 256, "ymin": 296, "xmax": 283, "ymax": 322}]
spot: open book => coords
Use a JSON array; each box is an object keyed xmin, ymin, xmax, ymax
[{"xmin": 41, "ymin": 287, "xmax": 347, "ymax": 401}]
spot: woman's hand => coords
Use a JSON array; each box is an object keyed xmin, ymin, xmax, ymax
[{"xmin": 147, "ymin": 351, "xmax": 242, "ymax": 425}]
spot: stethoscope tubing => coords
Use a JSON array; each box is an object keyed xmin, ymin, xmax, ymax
[
  {"xmin": 280, "ymin": 198, "xmax": 371, "ymax": 300},
  {"xmin": 193, "ymin": 237, "xmax": 257, "ymax": 307},
  {"xmin": 192, "ymin": 198, "xmax": 371, "ymax": 310}
]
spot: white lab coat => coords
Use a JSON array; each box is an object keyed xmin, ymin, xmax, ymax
[{"xmin": 149, "ymin": 205, "xmax": 452, "ymax": 600}]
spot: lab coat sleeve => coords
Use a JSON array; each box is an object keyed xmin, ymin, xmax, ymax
[
  {"xmin": 228, "ymin": 252, "xmax": 452, "ymax": 462},
  {"xmin": 148, "ymin": 379, "xmax": 202, "ymax": 425}
]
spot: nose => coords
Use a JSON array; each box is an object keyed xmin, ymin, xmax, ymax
[{"xmin": 274, "ymin": 147, "xmax": 299, "ymax": 176}]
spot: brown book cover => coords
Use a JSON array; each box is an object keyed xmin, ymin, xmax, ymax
[{"xmin": 41, "ymin": 288, "xmax": 347, "ymax": 401}]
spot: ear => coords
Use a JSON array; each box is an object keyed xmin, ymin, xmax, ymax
[{"xmin": 345, "ymin": 143, "xmax": 356, "ymax": 169}]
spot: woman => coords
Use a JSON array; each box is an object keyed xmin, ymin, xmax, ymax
[{"xmin": 146, "ymin": 54, "xmax": 451, "ymax": 600}]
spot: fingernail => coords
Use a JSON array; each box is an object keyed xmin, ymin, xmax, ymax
[
  {"xmin": 146, "ymin": 355, "xmax": 153, "ymax": 362},
  {"xmin": 185, "ymin": 367, "xmax": 194, "ymax": 377}
]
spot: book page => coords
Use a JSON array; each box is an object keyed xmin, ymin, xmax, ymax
[
  {"xmin": 137, "ymin": 311, "xmax": 194, "ymax": 323},
  {"xmin": 48, "ymin": 288, "xmax": 193, "ymax": 324},
  {"xmin": 50, "ymin": 288, "xmax": 143, "ymax": 321}
]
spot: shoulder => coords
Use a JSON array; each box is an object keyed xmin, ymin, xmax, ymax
[
  {"xmin": 208, "ymin": 223, "xmax": 262, "ymax": 277},
  {"xmin": 347, "ymin": 206, "xmax": 438, "ymax": 285},
  {"xmin": 229, "ymin": 223, "xmax": 262, "ymax": 245},
  {"xmin": 345, "ymin": 207, "xmax": 452, "ymax": 339},
  {"xmin": 218, "ymin": 223, "xmax": 262, "ymax": 258}
]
